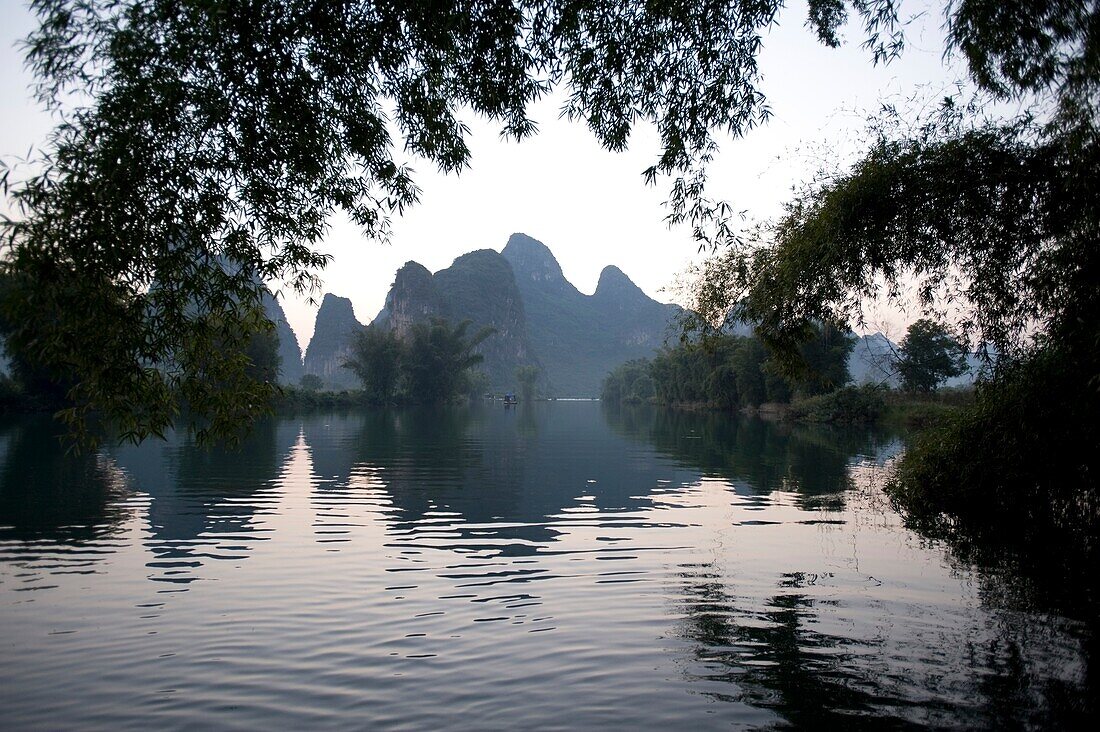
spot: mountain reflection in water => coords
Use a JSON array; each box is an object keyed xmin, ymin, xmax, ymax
[{"xmin": 0, "ymin": 402, "xmax": 1094, "ymax": 729}]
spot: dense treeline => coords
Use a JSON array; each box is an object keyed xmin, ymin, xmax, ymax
[
  {"xmin": 343, "ymin": 319, "xmax": 496, "ymax": 405},
  {"xmin": 602, "ymin": 325, "xmax": 854, "ymax": 409},
  {"xmin": 1, "ymin": 267, "xmax": 283, "ymax": 421}
]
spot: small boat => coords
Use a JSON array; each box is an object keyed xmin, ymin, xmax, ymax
[{"xmin": 503, "ymin": 393, "xmax": 518, "ymax": 406}]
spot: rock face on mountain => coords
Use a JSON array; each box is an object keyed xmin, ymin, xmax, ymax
[
  {"xmin": 374, "ymin": 261, "xmax": 440, "ymax": 338},
  {"xmin": 304, "ymin": 293, "xmax": 361, "ymax": 389},
  {"xmin": 501, "ymin": 233, "xmax": 680, "ymax": 396},
  {"xmin": 262, "ymin": 293, "xmax": 304, "ymax": 386},
  {"xmin": 304, "ymin": 233, "xmax": 681, "ymax": 396},
  {"xmin": 373, "ymin": 250, "xmax": 537, "ymax": 392},
  {"xmin": 591, "ymin": 264, "xmax": 678, "ymax": 347}
]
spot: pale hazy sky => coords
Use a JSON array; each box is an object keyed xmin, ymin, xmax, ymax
[{"xmin": 1, "ymin": 0, "xmax": 964, "ymax": 350}]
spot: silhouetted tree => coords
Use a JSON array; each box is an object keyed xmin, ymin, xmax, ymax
[
  {"xmin": 404, "ymin": 319, "xmax": 494, "ymax": 404},
  {"xmin": 244, "ymin": 325, "xmax": 281, "ymax": 384},
  {"xmin": 604, "ymin": 329, "xmax": 850, "ymax": 408},
  {"xmin": 344, "ymin": 326, "xmax": 403, "ymax": 404},
  {"xmin": 897, "ymin": 319, "xmax": 968, "ymax": 392}
]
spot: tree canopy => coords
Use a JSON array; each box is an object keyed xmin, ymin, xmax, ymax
[
  {"xmin": 603, "ymin": 325, "xmax": 853, "ymax": 409},
  {"xmin": 344, "ymin": 325, "xmax": 403, "ymax": 404},
  {"xmin": 897, "ymin": 318, "xmax": 967, "ymax": 393},
  {"xmin": 687, "ymin": 0, "xmax": 1099, "ymax": 373},
  {"xmin": 690, "ymin": 113, "xmax": 1098, "ymax": 374},
  {"xmin": 515, "ymin": 364, "xmax": 539, "ymax": 402},
  {"xmin": 343, "ymin": 319, "xmax": 493, "ymax": 404},
  {"xmin": 403, "ymin": 319, "xmax": 494, "ymax": 404}
]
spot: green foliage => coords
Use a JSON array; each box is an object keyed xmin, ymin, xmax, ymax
[
  {"xmin": 0, "ymin": 272, "xmax": 73, "ymax": 409},
  {"xmin": 515, "ymin": 365, "xmax": 540, "ymax": 403},
  {"xmin": 344, "ymin": 326, "xmax": 403, "ymax": 404},
  {"xmin": 2, "ymin": 0, "xmax": 907, "ymax": 440},
  {"xmin": 897, "ymin": 319, "xmax": 968, "ymax": 393},
  {"xmin": 689, "ymin": 119, "xmax": 1100, "ymax": 594},
  {"xmin": 339, "ymin": 319, "xmax": 494, "ymax": 405},
  {"xmin": 680, "ymin": 4, "xmax": 1100, "ymax": 578},
  {"xmin": 601, "ymin": 359, "xmax": 653, "ymax": 404},
  {"xmin": 464, "ymin": 370, "xmax": 490, "ymax": 401},
  {"xmin": 275, "ymin": 384, "xmax": 362, "ymax": 411},
  {"xmin": 298, "ymin": 374, "xmax": 323, "ymax": 392},
  {"xmin": 403, "ymin": 319, "xmax": 495, "ymax": 405},
  {"xmin": 604, "ymin": 327, "xmax": 852, "ymax": 409},
  {"xmin": 693, "ymin": 116, "xmax": 1096, "ymax": 368},
  {"xmin": 794, "ymin": 322, "xmax": 856, "ymax": 394},
  {"xmin": 786, "ymin": 385, "xmax": 885, "ymax": 425},
  {"xmin": 244, "ymin": 324, "xmax": 281, "ymax": 384},
  {"xmin": 887, "ymin": 345, "xmax": 1099, "ymax": 572},
  {"xmin": 947, "ymin": 0, "xmax": 1100, "ymax": 125}
]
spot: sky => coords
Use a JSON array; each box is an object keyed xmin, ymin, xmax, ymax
[{"xmin": 0, "ymin": 0, "xmax": 966, "ymax": 351}]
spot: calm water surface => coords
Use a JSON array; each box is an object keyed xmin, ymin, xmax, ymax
[{"xmin": 0, "ymin": 402, "xmax": 1094, "ymax": 729}]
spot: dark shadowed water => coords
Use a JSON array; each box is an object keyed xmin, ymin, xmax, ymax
[{"xmin": 0, "ymin": 402, "xmax": 1094, "ymax": 729}]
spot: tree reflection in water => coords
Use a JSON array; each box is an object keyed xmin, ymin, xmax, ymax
[
  {"xmin": 0, "ymin": 416, "xmax": 132, "ymax": 546},
  {"xmin": 603, "ymin": 403, "xmax": 901, "ymax": 511},
  {"xmin": 675, "ymin": 560, "xmax": 1094, "ymax": 728}
]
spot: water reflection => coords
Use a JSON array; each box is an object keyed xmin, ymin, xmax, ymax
[
  {"xmin": 303, "ymin": 404, "xmax": 702, "ymax": 553},
  {"xmin": 105, "ymin": 419, "xmax": 298, "ymax": 583},
  {"xmin": 0, "ymin": 416, "xmax": 132, "ymax": 546},
  {"xmin": 605, "ymin": 404, "xmax": 902, "ymax": 510},
  {"xmin": 0, "ymin": 403, "xmax": 1094, "ymax": 728},
  {"xmin": 676, "ymin": 562, "xmax": 899, "ymax": 728}
]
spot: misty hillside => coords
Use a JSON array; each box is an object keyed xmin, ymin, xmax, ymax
[
  {"xmin": 848, "ymin": 333, "xmax": 901, "ymax": 387},
  {"xmin": 372, "ymin": 249, "xmax": 538, "ymax": 392},
  {"xmin": 304, "ymin": 293, "xmax": 360, "ymax": 390},
  {"xmin": 293, "ymin": 233, "xmax": 681, "ymax": 396},
  {"xmin": 848, "ymin": 332, "xmax": 985, "ymax": 387},
  {"xmin": 501, "ymin": 233, "xmax": 681, "ymax": 396},
  {"xmin": 262, "ymin": 293, "xmax": 304, "ymax": 386}
]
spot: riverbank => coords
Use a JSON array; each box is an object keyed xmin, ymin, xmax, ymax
[
  {"xmin": 647, "ymin": 385, "xmax": 973, "ymax": 430},
  {"xmin": 783, "ymin": 385, "xmax": 974, "ymax": 428}
]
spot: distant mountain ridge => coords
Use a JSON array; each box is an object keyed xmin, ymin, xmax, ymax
[
  {"xmin": 848, "ymin": 331, "xmax": 984, "ymax": 387},
  {"xmin": 303, "ymin": 293, "xmax": 360, "ymax": 389},
  {"xmin": 501, "ymin": 233, "xmax": 681, "ymax": 395},
  {"xmin": 848, "ymin": 333, "xmax": 901, "ymax": 387},
  {"xmin": 295, "ymin": 233, "xmax": 681, "ymax": 396},
  {"xmin": 372, "ymin": 249, "xmax": 537, "ymax": 391},
  {"xmin": 262, "ymin": 293, "xmax": 304, "ymax": 386}
]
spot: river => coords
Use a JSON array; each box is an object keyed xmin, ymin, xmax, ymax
[{"xmin": 0, "ymin": 402, "xmax": 1093, "ymax": 728}]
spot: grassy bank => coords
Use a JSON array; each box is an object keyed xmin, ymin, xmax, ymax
[
  {"xmin": 782, "ymin": 384, "xmax": 974, "ymax": 428},
  {"xmin": 616, "ymin": 385, "xmax": 975, "ymax": 430}
]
